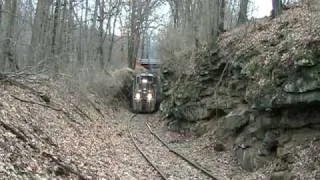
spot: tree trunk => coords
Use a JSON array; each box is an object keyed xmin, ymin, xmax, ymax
[
  {"xmin": 168, "ymin": 0, "xmax": 179, "ymax": 28},
  {"xmin": 207, "ymin": 0, "xmax": 219, "ymax": 49},
  {"xmin": 140, "ymin": 34, "xmax": 145, "ymax": 59},
  {"xmin": 98, "ymin": 0, "xmax": 105, "ymax": 70},
  {"xmin": 0, "ymin": 0, "xmax": 3, "ymax": 31},
  {"xmin": 271, "ymin": 0, "xmax": 282, "ymax": 18},
  {"xmin": 52, "ymin": 0, "xmax": 61, "ymax": 56},
  {"xmin": 219, "ymin": 0, "xmax": 225, "ymax": 32},
  {"xmin": 146, "ymin": 34, "xmax": 150, "ymax": 59},
  {"xmin": 238, "ymin": 0, "xmax": 248, "ymax": 25},
  {"xmin": 1, "ymin": 0, "xmax": 18, "ymax": 72},
  {"xmin": 128, "ymin": 0, "xmax": 137, "ymax": 68},
  {"xmin": 59, "ymin": 0, "xmax": 68, "ymax": 55},
  {"xmin": 83, "ymin": 0, "xmax": 89, "ymax": 66},
  {"xmin": 29, "ymin": 0, "xmax": 50, "ymax": 65},
  {"xmin": 107, "ymin": 15, "xmax": 118, "ymax": 64},
  {"xmin": 67, "ymin": 0, "xmax": 74, "ymax": 54},
  {"xmin": 52, "ymin": 0, "xmax": 61, "ymax": 72}
]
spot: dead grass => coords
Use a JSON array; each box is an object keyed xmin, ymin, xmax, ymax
[
  {"xmin": 158, "ymin": 27, "xmax": 200, "ymax": 78},
  {"xmin": 50, "ymin": 61, "xmax": 144, "ymax": 110},
  {"xmin": 89, "ymin": 68, "xmax": 133, "ymax": 107}
]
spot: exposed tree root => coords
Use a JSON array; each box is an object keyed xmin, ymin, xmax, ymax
[
  {"xmin": 0, "ymin": 119, "xmax": 28, "ymax": 143},
  {"xmin": 21, "ymin": 115, "xmax": 59, "ymax": 148},
  {"xmin": 86, "ymin": 97, "xmax": 104, "ymax": 118},
  {"xmin": 11, "ymin": 95, "xmax": 60, "ymax": 111},
  {"xmin": 10, "ymin": 95, "xmax": 82, "ymax": 125},
  {"xmin": 6, "ymin": 77, "xmax": 50, "ymax": 103},
  {"xmin": 41, "ymin": 152, "xmax": 90, "ymax": 180},
  {"xmin": 74, "ymin": 105, "xmax": 93, "ymax": 122}
]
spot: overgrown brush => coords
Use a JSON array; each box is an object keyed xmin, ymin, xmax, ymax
[
  {"xmin": 158, "ymin": 28, "xmax": 199, "ymax": 79},
  {"xmin": 52, "ymin": 59, "xmax": 148, "ymax": 110},
  {"xmin": 90, "ymin": 68, "xmax": 134, "ymax": 107}
]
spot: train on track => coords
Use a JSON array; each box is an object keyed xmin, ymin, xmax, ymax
[
  {"xmin": 131, "ymin": 72, "xmax": 160, "ymax": 113},
  {"xmin": 130, "ymin": 58, "xmax": 161, "ymax": 113}
]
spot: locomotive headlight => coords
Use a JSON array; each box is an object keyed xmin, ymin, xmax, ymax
[
  {"xmin": 142, "ymin": 79, "xmax": 148, "ymax": 83},
  {"xmin": 147, "ymin": 93, "xmax": 153, "ymax": 101},
  {"xmin": 135, "ymin": 93, "xmax": 141, "ymax": 100}
]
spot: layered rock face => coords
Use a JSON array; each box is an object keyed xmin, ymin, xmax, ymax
[{"xmin": 160, "ymin": 4, "xmax": 320, "ymax": 172}]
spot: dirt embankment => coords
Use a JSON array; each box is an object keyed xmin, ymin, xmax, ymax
[
  {"xmin": 0, "ymin": 67, "xmax": 318, "ymax": 179},
  {"xmin": 0, "ymin": 73, "xmax": 276, "ymax": 180},
  {"xmin": 0, "ymin": 74, "xmax": 156, "ymax": 179}
]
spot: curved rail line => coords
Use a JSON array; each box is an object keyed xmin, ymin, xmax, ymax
[{"xmin": 128, "ymin": 114, "xmax": 218, "ymax": 180}]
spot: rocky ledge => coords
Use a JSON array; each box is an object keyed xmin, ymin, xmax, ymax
[{"xmin": 160, "ymin": 3, "xmax": 320, "ymax": 177}]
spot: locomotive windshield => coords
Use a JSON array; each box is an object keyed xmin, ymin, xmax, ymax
[
  {"xmin": 135, "ymin": 74, "xmax": 156, "ymax": 87},
  {"xmin": 136, "ymin": 75, "xmax": 155, "ymax": 84},
  {"xmin": 133, "ymin": 74, "xmax": 157, "ymax": 93}
]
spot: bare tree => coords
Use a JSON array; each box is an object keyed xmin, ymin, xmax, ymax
[
  {"xmin": 219, "ymin": 0, "xmax": 226, "ymax": 32},
  {"xmin": 92, "ymin": 0, "xmax": 122, "ymax": 70},
  {"xmin": 127, "ymin": 0, "xmax": 138, "ymax": 68},
  {"xmin": 168, "ymin": 0, "xmax": 179, "ymax": 28},
  {"xmin": 238, "ymin": 0, "xmax": 248, "ymax": 25},
  {"xmin": 207, "ymin": 0, "xmax": 222, "ymax": 48},
  {"xmin": 98, "ymin": 0, "xmax": 105, "ymax": 69},
  {"xmin": 0, "ymin": 0, "xmax": 3, "ymax": 30},
  {"xmin": 29, "ymin": 0, "xmax": 51, "ymax": 65},
  {"xmin": 107, "ymin": 8, "xmax": 121, "ymax": 64},
  {"xmin": 127, "ymin": 0, "xmax": 162, "ymax": 68},
  {"xmin": 106, "ymin": 0, "xmax": 122, "ymax": 66},
  {"xmin": 0, "ymin": 0, "xmax": 165, "ymax": 76},
  {"xmin": 272, "ymin": 0, "xmax": 282, "ymax": 18},
  {"xmin": 1, "ymin": 0, "xmax": 18, "ymax": 71},
  {"xmin": 52, "ymin": 0, "xmax": 61, "ymax": 57}
]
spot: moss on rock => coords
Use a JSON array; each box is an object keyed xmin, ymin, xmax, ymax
[{"xmin": 160, "ymin": 4, "xmax": 320, "ymax": 172}]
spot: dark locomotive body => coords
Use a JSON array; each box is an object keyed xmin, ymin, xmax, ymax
[{"xmin": 131, "ymin": 72, "xmax": 159, "ymax": 113}]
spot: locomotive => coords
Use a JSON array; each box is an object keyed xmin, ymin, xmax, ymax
[{"xmin": 131, "ymin": 72, "xmax": 160, "ymax": 113}]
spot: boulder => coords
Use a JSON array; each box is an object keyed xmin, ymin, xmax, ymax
[
  {"xmin": 174, "ymin": 104, "xmax": 214, "ymax": 122},
  {"xmin": 235, "ymin": 146, "xmax": 270, "ymax": 172},
  {"xmin": 213, "ymin": 143, "xmax": 226, "ymax": 152},
  {"xmin": 257, "ymin": 130, "xmax": 280, "ymax": 156},
  {"xmin": 217, "ymin": 107, "xmax": 250, "ymax": 137}
]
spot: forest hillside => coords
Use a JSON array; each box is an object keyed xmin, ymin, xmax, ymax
[
  {"xmin": 0, "ymin": 0, "xmax": 320, "ymax": 179},
  {"xmin": 160, "ymin": 2, "xmax": 320, "ymax": 178}
]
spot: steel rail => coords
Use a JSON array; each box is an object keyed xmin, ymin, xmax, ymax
[
  {"xmin": 128, "ymin": 114, "xmax": 168, "ymax": 180},
  {"xmin": 146, "ymin": 122, "xmax": 218, "ymax": 180},
  {"xmin": 129, "ymin": 114, "xmax": 218, "ymax": 180}
]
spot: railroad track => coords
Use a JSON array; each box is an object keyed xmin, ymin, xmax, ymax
[{"xmin": 128, "ymin": 114, "xmax": 218, "ymax": 180}]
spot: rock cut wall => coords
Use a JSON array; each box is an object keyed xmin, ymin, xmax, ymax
[{"xmin": 160, "ymin": 3, "xmax": 320, "ymax": 173}]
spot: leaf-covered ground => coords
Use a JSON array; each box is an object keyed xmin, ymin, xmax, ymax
[
  {"xmin": 0, "ymin": 77, "xmax": 154, "ymax": 179},
  {"xmin": 1, "ymin": 77, "xmax": 319, "ymax": 179}
]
